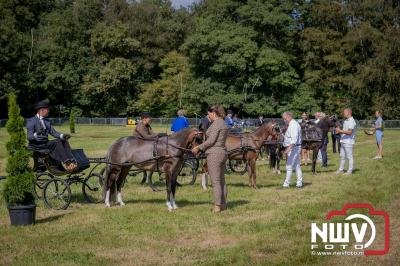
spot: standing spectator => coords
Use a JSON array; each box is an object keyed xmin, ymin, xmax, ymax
[
  {"xmin": 281, "ymin": 111, "xmax": 303, "ymax": 188},
  {"xmin": 192, "ymin": 105, "xmax": 229, "ymax": 213},
  {"xmin": 372, "ymin": 110, "xmax": 384, "ymax": 159},
  {"xmin": 335, "ymin": 108, "xmax": 356, "ymax": 175},
  {"xmin": 300, "ymin": 112, "xmax": 310, "ymax": 165},
  {"xmin": 171, "ymin": 109, "xmax": 190, "ymax": 133},
  {"xmin": 256, "ymin": 114, "xmax": 264, "ymax": 127},
  {"xmin": 330, "ymin": 114, "xmax": 341, "ymax": 153},
  {"xmin": 225, "ymin": 110, "xmax": 234, "ymax": 128},
  {"xmin": 199, "ymin": 111, "xmax": 212, "ymax": 132}
]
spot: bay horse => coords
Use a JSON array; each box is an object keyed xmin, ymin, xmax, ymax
[
  {"xmin": 201, "ymin": 123, "xmax": 276, "ymax": 189},
  {"xmin": 103, "ymin": 128, "xmax": 202, "ymax": 210}
]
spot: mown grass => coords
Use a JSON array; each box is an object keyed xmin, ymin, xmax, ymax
[{"xmin": 0, "ymin": 125, "xmax": 399, "ymax": 265}]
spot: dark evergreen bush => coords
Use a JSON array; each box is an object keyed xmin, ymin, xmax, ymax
[{"xmin": 3, "ymin": 94, "xmax": 35, "ymax": 205}]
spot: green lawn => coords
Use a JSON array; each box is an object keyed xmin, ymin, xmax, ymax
[{"xmin": 0, "ymin": 125, "xmax": 399, "ymax": 265}]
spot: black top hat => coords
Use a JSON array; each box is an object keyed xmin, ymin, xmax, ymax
[
  {"xmin": 34, "ymin": 100, "xmax": 49, "ymax": 110},
  {"xmin": 140, "ymin": 112, "xmax": 152, "ymax": 118}
]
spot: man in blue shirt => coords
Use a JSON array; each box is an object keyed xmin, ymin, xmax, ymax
[
  {"xmin": 171, "ymin": 109, "xmax": 190, "ymax": 132},
  {"xmin": 225, "ymin": 109, "xmax": 234, "ymax": 128}
]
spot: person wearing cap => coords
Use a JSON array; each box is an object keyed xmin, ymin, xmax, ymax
[
  {"xmin": 171, "ymin": 109, "xmax": 190, "ymax": 133},
  {"xmin": 26, "ymin": 101, "xmax": 77, "ymax": 171},
  {"xmin": 134, "ymin": 112, "xmax": 158, "ymax": 139},
  {"xmin": 281, "ymin": 111, "xmax": 303, "ymax": 188},
  {"xmin": 224, "ymin": 110, "xmax": 234, "ymax": 128}
]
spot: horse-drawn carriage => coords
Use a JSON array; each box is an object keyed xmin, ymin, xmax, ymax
[{"xmin": 30, "ymin": 146, "xmax": 104, "ymax": 210}]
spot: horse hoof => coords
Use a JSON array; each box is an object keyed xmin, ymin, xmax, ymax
[
  {"xmin": 173, "ymin": 204, "xmax": 178, "ymax": 210},
  {"xmin": 119, "ymin": 202, "xmax": 125, "ymax": 206},
  {"xmin": 277, "ymin": 171, "xmax": 281, "ymax": 175},
  {"xmin": 166, "ymin": 201, "xmax": 173, "ymax": 211},
  {"xmin": 105, "ymin": 204, "xmax": 111, "ymax": 208}
]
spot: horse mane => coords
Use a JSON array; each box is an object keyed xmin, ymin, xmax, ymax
[
  {"xmin": 169, "ymin": 127, "xmax": 194, "ymax": 142},
  {"xmin": 252, "ymin": 122, "xmax": 273, "ymax": 138}
]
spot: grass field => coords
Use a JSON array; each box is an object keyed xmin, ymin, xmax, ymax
[{"xmin": 0, "ymin": 125, "xmax": 399, "ymax": 265}]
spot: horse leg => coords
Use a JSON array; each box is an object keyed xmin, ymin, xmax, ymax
[
  {"xmin": 277, "ymin": 151, "xmax": 282, "ymax": 175},
  {"xmin": 312, "ymin": 148, "xmax": 318, "ymax": 175},
  {"xmin": 201, "ymin": 161, "xmax": 208, "ymax": 190},
  {"xmin": 104, "ymin": 166, "xmax": 120, "ymax": 208},
  {"xmin": 165, "ymin": 169, "xmax": 173, "ymax": 211},
  {"xmin": 171, "ymin": 172, "xmax": 179, "ymax": 210},
  {"xmin": 247, "ymin": 160, "xmax": 253, "ymax": 187},
  {"xmin": 250, "ymin": 159, "xmax": 257, "ymax": 189},
  {"xmin": 116, "ymin": 166, "xmax": 129, "ymax": 206}
]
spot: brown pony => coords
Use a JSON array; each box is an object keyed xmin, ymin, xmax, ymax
[
  {"xmin": 202, "ymin": 123, "xmax": 275, "ymax": 189},
  {"xmin": 103, "ymin": 128, "xmax": 202, "ymax": 210}
]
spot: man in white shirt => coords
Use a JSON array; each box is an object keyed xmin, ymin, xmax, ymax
[
  {"xmin": 335, "ymin": 108, "xmax": 356, "ymax": 175},
  {"xmin": 281, "ymin": 111, "xmax": 303, "ymax": 188}
]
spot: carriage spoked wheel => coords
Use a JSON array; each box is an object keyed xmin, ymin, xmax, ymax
[
  {"xmin": 177, "ymin": 158, "xmax": 199, "ymax": 185},
  {"xmin": 228, "ymin": 159, "xmax": 248, "ymax": 175},
  {"xmin": 43, "ymin": 178, "xmax": 71, "ymax": 210},
  {"xmin": 147, "ymin": 172, "xmax": 166, "ymax": 192},
  {"xmin": 33, "ymin": 172, "xmax": 54, "ymax": 199},
  {"xmin": 82, "ymin": 173, "xmax": 104, "ymax": 204}
]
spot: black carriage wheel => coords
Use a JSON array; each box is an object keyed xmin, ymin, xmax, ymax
[
  {"xmin": 177, "ymin": 159, "xmax": 198, "ymax": 185},
  {"xmin": 43, "ymin": 178, "xmax": 71, "ymax": 210},
  {"xmin": 82, "ymin": 173, "xmax": 104, "ymax": 204},
  {"xmin": 33, "ymin": 172, "xmax": 53, "ymax": 199},
  {"xmin": 228, "ymin": 159, "xmax": 248, "ymax": 175},
  {"xmin": 147, "ymin": 171, "xmax": 165, "ymax": 192}
]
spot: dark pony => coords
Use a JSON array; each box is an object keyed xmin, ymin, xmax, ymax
[{"xmin": 302, "ymin": 116, "xmax": 335, "ymax": 174}]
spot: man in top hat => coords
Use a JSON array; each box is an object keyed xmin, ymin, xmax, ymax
[
  {"xmin": 27, "ymin": 100, "xmax": 77, "ymax": 171},
  {"xmin": 134, "ymin": 112, "xmax": 159, "ymax": 139}
]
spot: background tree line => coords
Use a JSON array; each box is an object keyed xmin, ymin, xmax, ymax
[{"xmin": 0, "ymin": 0, "xmax": 399, "ymax": 119}]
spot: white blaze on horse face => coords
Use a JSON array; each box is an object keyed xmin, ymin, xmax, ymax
[
  {"xmin": 105, "ymin": 189, "xmax": 111, "ymax": 208},
  {"xmin": 117, "ymin": 192, "xmax": 125, "ymax": 206}
]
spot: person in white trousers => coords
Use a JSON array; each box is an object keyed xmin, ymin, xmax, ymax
[
  {"xmin": 335, "ymin": 108, "xmax": 356, "ymax": 175},
  {"xmin": 281, "ymin": 111, "xmax": 303, "ymax": 188}
]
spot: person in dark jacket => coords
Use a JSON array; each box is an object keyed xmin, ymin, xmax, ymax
[
  {"xmin": 171, "ymin": 109, "xmax": 190, "ymax": 132},
  {"xmin": 26, "ymin": 101, "xmax": 76, "ymax": 171}
]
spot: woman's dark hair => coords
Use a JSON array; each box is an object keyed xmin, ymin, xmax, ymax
[{"xmin": 208, "ymin": 105, "xmax": 226, "ymax": 118}]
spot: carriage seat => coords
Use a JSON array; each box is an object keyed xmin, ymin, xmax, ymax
[{"xmin": 27, "ymin": 146, "xmax": 51, "ymax": 172}]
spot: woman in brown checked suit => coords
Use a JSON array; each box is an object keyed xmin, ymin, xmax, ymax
[{"xmin": 192, "ymin": 105, "xmax": 229, "ymax": 213}]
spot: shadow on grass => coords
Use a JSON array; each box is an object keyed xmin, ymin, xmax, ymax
[
  {"xmin": 228, "ymin": 182, "xmax": 279, "ymax": 188},
  {"xmin": 36, "ymin": 213, "xmax": 68, "ymax": 224},
  {"xmin": 123, "ymin": 198, "xmax": 250, "ymax": 209}
]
